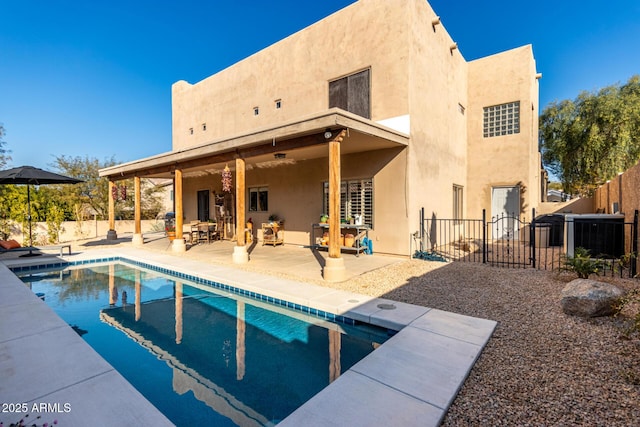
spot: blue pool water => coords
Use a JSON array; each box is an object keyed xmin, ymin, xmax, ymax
[{"xmin": 19, "ymin": 263, "xmax": 389, "ymax": 426}]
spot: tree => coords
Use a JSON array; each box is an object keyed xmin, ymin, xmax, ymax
[
  {"xmin": 53, "ymin": 155, "xmax": 164, "ymax": 220},
  {"xmin": 540, "ymin": 75, "xmax": 640, "ymax": 196}
]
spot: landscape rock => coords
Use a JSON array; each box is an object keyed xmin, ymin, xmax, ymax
[{"xmin": 560, "ymin": 279, "xmax": 624, "ymax": 317}]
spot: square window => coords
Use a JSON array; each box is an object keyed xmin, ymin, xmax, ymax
[
  {"xmin": 254, "ymin": 107, "xmax": 259, "ymax": 116},
  {"xmin": 482, "ymin": 101, "xmax": 520, "ymax": 138},
  {"xmin": 275, "ymin": 99, "xmax": 282, "ymax": 109},
  {"xmin": 249, "ymin": 187, "xmax": 268, "ymax": 212}
]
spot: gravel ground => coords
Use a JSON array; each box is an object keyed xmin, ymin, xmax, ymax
[{"xmin": 327, "ymin": 260, "xmax": 640, "ymax": 426}]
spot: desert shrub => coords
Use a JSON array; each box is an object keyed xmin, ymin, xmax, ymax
[{"xmin": 562, "ymin": 247, "xmax": 601, "ymax": 279}]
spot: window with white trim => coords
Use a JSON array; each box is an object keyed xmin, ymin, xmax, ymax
[
  {"xmin": 483, "ymin": 101, "xmax": 520, "ymax": 137},
  {"xmin": 248, "ymin": 187, "xmax": 268, "ymax": 212},
  {"xmin": 323, "ymin": 179, "xmax": 373, "ymax": 227}
]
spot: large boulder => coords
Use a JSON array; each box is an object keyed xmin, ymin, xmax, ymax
[{"xmin": 561, "ymin": 279, "xmax": 623, "ymax": 317}]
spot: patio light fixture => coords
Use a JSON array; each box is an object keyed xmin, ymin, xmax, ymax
[{"xmin": 324, "ymin": 129, "xmax": 333, "ymax": 139}]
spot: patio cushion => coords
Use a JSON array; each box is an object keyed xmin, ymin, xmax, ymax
[{"xmin": 0, "ymin": 239, "xmax": 22, "ymax": 250}]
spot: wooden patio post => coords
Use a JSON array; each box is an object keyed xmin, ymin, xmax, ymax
[
  {"xmin": 233, "ymin": 157, "xmax": 249, "ymax": 263},
  {"xmin": 132, "ymin": 176, "xmax": 143, "ymax": 246},
  {"xmin": 172, "ymin": 168, "xmax": 187, "ymax": 252},
  {"xmin": 324, "ymin": 130, "xmax": 347, "ymax": 282},
  {"xmin": 107, "ymin": 180, "xmax": 117, "ymax": 240}
]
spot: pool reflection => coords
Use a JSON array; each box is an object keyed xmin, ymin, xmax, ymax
[{"xmin": 99, "ymin": 273, "xmax": 387, "ymax": 426}]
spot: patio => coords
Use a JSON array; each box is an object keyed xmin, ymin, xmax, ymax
[{"xmin": 88, "ymin": 231, "xmax": 405, "ymax": 283}]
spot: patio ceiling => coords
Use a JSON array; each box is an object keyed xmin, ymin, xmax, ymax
[{"xmin": 99, "ymin": 109, "xmax": 409, "ymax": 181}]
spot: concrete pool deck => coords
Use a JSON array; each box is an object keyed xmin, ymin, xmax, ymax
[{"xmin": 1, "ymin": 246, "xmax": 496, "ymax": 426}]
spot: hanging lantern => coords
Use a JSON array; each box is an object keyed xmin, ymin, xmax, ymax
[
  {"xmin": 222, "ymin": 164, "xmax": 232, "ymax": 193},
  {"xmin": 120, "ymin": 185, "xmax": 127, "ymax": 201},
  {"xmin": 111, "ymin": 184, "xmax": 119, "ymax": 201}
]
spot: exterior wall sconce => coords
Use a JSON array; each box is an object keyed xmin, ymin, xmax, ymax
[
  {"xmin": 274, "ymin": 153, "xmax": 286, "ymax": 159},
  {"xmin": 324, "ymin": 129, "xmax": 333, "ymax": 139},
  {"xmin": 450, "ymin": 43, "xmax": 458, "ymax": 53}
]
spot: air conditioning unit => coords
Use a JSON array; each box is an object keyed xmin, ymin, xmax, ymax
[{"xmin": 564, "ymin": 214, "xmax": 625, "ymax": 258}]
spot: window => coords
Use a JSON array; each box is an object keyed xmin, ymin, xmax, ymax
[
  {"xmin": 323, "ymin": 179, "xmax": 373, "ymax": 227},
  {"xmin": 275, "ymin": 99, "xmax": 282, "ymax": 109},
  {"xmin": 202, "ymin": 123, "xmax": 207, "ymax": 131},
  {"xmin": 329, "ymin": 69, "xmax": 370, "ymax": 119},
  {"xmin": 249, "ymin": 187, "xmax": 268, "ymax": 212},
  {"xmin": 189, "ymin": 128, "xmax": 193, "ymax": 135},
  {"xmin": 458, "ymin": 103, "xmax": 465, "ymax": 115},
  {"xmin": 483, "ymin": 101, "xmax": 520, "ymax": 137},
  {"xmin": 253, "ymin": 107, "xmax": 259, "ymax": 116},
  {"xmin": 453, "ymin": 185, "xmax": 463, "ymax": 222}
]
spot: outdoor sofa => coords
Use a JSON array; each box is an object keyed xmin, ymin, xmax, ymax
[{"xmin": 0, "ymin": 239, "xmax": 71, "ymax": 257}]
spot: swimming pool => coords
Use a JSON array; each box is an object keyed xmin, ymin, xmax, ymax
[{"xmin": 19, "ymin": 262, "xmax": 389, "ymax": 426}]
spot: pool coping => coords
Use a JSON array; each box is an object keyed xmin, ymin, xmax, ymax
[{"xmin": 1, "ymin": 248, "xmax": 497, "ymax": 426}]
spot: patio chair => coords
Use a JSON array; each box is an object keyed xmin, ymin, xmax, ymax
[{"xmin": 195, "ymin": 223, "xmax": 212, "ymax": 244}]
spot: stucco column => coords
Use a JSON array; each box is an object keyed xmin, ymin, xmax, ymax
[
  {"xmin": 107, "ymin": 180, "xmax": 117, "ymax": 240},
  {"xmin": 233, "ymin": 157, "xmax": 249, "ymax": 264},
  {"xmin": 324, "ymin": 130, "xmax": 347, "ymax": 282},
  {"xmin": 171, "ymin": 168, "xmax": 187, "ymax": 252},
  {"xmin": 132, "ymin": 176, "xmax": 143, "ymax": 246}
]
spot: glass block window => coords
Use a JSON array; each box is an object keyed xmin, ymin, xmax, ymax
[
  {"xmin": 323, "ymin": 179, "xmax": 373, "ymax": 228},
  {"xmin": 483, "ymin": 101, "xmax": 520, "ymax": 137}
]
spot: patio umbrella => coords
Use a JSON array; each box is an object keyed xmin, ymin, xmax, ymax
[{"xmin": 0, "ymin": 165, "xmax": 83, "ymax": 256}]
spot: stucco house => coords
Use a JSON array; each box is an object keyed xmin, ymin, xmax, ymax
[{"xmin": 100, "ymin": 0, "xmax": 544, "ymax": 280}]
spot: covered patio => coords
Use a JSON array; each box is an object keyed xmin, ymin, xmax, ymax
[
  {"xmin": 99, "ymin": 109, "xmax": 409, "ymax": 282},
  {"xmin": 115, "ymin": 231, "xmax": 403, "ymax": 283}
]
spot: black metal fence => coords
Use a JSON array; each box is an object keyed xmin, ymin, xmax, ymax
[{"xmin": 417, "ymin": 208, "xmax": 639, "ymax": 277}]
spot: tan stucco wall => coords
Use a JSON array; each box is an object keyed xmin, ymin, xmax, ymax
[
  {"xmin": 537, "ymin": 198, "xmax": 594, "ymax": 215},
  {"xmin": 181, "ymin": 147, "xmax": 408, "ymax": 255},
  {"xmin": 466, "ymin": 45, "xmax": 540, "ymax": 221},
  {"xmin": 172, "ymin": 0, "xmax": 410, "ymax": 151},
  {"xmin": 405, "ymin": 0, "xmax": 468, "ymax": 230}
]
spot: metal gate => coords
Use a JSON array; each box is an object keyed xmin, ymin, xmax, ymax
[
  {"xmin": 417, "ymin": 208, "xmax": 638, "ymax": 277},
  {"xmin": 485, "ymin": 211, "xmax": 532, "ymax": 268}
]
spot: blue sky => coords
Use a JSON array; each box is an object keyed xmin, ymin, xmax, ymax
[{"xmin": 1, "ymin": 0, "xmax": 639, "ymax": 172}]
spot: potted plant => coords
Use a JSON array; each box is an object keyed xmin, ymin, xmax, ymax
[
  {"xmin": 344, "ymin": 233, "xmax": 355, "ymax": 247},
  {"xmin": 320, "ymin": 214, "xmax": 328, "ymax": 224},
  {"xmin": 165, "ymin": 223, "xmax": 176, "ymax": 241}
]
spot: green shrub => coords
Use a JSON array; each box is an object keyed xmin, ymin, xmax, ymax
[
  {"xmin": 563, "ymin": 247, "xmax": 601, "ymax": 279},
  {"xmin": 614, "ymin": 288, "xmax": 640, "ymax": 337}
]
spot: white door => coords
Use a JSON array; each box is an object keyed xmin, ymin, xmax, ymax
[{"xmin": 491, "ymin": 186, "xmax": 520, "ymax": 239}]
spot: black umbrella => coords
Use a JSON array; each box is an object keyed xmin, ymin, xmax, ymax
[{"xmin": 0, "ymin": 165, "xmax": 83, "ymax": 256}]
